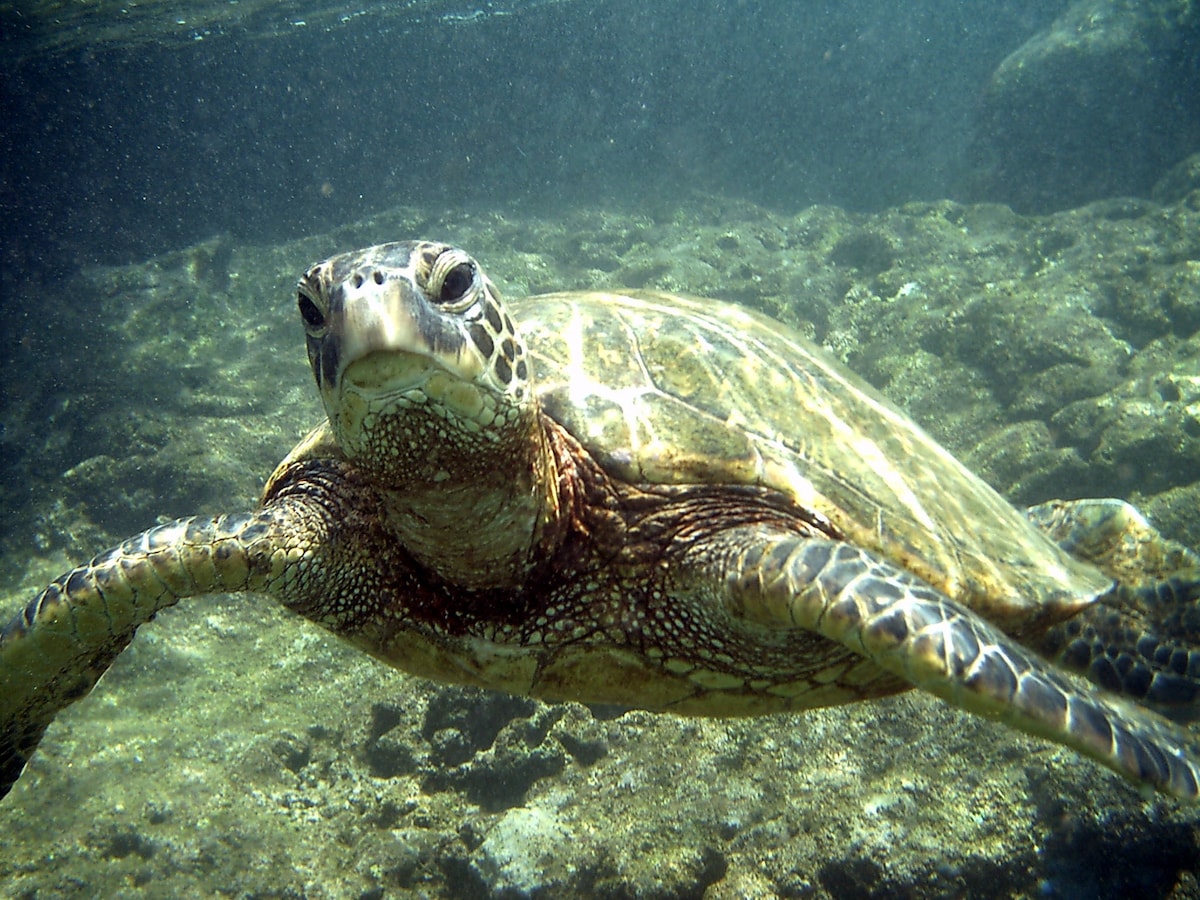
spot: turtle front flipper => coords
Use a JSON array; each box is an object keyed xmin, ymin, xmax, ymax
[
  {"xmin": 0, "ymin": 508, "xmax": 310, "ymax": 800},
  {"xmin": 719, "ymin": 531, "xmax": 1200, "ymax": 801}
]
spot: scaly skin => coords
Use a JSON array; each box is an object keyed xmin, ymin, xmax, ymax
[
  {"xmin": 1027, "ymin": 498, "xmax": 1200, "ymax": 585},
  {"xmin": 5, "ymin": 477, "xmax": 1200, "ymax": 801},
  {"xmin": 720, "ymin": 531, "xmax": 1200, "ymax": 799},
  {"xmin": 1029, "ymin": 499, "xmax": 1200, "ymax": 711},
  {"xmin": 5, "ymin": 240, "xmax": 1200, "ymax": 806},
  {"xmin": 0, "ymin": 499, "xmax": 334, "ymax": 798}
]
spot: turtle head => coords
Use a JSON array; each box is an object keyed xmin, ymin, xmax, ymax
[
  {"xmin": 297, "ymin": 240, "xmax": 535, "ymax": 485},
  {"xmin": 295, "ymin": 241, "xmax": 554, "ymax": 588}
]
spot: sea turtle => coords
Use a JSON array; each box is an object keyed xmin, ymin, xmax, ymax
[{"xmin": 3, "ymin": 240, "xmax": 1200, "ymax": 802}]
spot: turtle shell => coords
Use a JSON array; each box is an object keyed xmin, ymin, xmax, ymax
[{"xmin": 516, "ymin": 290, "xmax": 1111, "ymax": 633}]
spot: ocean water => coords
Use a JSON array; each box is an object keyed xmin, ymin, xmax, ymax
[{"xmin": 1, "ymin": 2, "xmax": 1199, "ymax": 898}]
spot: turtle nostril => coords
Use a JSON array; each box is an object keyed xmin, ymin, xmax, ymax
[
  {"xmin": 352, "ymin": 273, "xmax": 364, "ymax": 289},
  {"xmin": 373, "ymin": 270, "xmax": 385, "ymax": 285}
]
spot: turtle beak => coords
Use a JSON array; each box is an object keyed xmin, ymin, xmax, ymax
[{"xmin": 314, "ymin": 271, "xmax": 483, "ymax": 399}]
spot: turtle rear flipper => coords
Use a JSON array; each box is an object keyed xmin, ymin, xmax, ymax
[
  {"xmin": 1026, "ymin": 498, "xmax": 1200, "ymax": 715},
  {"xmin": 1038, "ymin": 577, "xmax": 1200, "ymax": 716},
  {"xmin": 1027, "ymin": 498, "xmax": 1200, "ymax": 584},
  {"xmin": 718, "ymin": 529, "xmax": 1200, "ymax": 801},
  {"xmin": 0, "ymin": 511, "xmax": 298, "ymax": 799}
]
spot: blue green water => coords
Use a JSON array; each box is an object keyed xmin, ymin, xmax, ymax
[{"xmin": 1, "ymin": 2, "xmax": 1199, "ymax": 897}]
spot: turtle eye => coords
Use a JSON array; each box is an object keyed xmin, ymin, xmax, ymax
[
  {"xmin": 439, "ymin": 262, "xmax": 475, "ymax": 304},
  {"xmin": 298, "ymin": 293, "xmax": 326, "ymax": 331},
  {"xmin": 428, "ymin": 248, "xmax": 478, "ymax": 310}
]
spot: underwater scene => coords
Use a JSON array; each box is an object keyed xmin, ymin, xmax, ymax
[{"xmin": 2, "ymin": 1, "xmax": 1200, "ymax": 897}]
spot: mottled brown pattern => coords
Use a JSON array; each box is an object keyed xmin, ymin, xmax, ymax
[{"xmin": 3, "ymin": 240, "xmax": 1200, "ymax": 804}]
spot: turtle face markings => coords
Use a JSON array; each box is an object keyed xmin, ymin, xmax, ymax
[
  {"xmin": 416, "ymin": 246, "xmax": 529, "ymax": 400},
  {"xmin": 296, "ymin": 242, "xmax": 534, "ymax": 487},
  {"xmin": 291, "ymin": 242, "xmax": 560, "ymax": 594}
]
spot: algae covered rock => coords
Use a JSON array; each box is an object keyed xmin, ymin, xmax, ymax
[
  {"xmin": 1, "ymin": 191, "xmax": 1200, "ymax": 898},
  {"xmin": 971, "ymin": 0, "xmax": 1200, "ymax": 211}
]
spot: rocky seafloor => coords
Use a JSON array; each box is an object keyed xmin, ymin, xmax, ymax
[{"xmin": 2, "ymin": 158, "xmax": 1200, "ymax": 898}]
